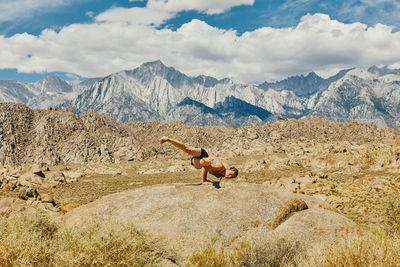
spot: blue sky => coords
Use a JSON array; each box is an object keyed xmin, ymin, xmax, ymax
[{"xmin": 1, "ymin": 0, "xmax": 400, "ymax": 83}]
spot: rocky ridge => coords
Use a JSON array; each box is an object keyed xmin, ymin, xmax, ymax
[{"xmin": 0, "ymin": 102, "xmax": 398, "ymax": 167}]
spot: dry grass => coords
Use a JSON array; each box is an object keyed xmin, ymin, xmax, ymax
[
  {"xmin": 382, "ymin": 195, "xmax": 400, "ymax": 235},
  {"xmin": 189, "ymin": 232, "xmax": 400, "ymax": 267},
  {"xmin": 298, "ymin": 233, "xmax": 400, "ymax": 267},
  {"xmin": 296, "ymin": 195, "xmax": 400, "ymax": 266},
  {"xmin": 268, "ymin": 199, "xmax": 308, "ymax": 229},
  {"xmin": 190, "ymin": 234, "xmax": 303, "ymax": 267},
  {"xmin": 4, "ymin": 211, "xmax": 398, "ymax": 267},
  {"xmin": 189, "ymin": 243, "xmax": 248, "ymax": 267},
  {"xmin": 0, "ymin": 213, "xmax": 170, "ymax": 267}
]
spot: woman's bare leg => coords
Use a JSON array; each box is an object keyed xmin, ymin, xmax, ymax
[{"xmin": 160, "ymin": 137, "xmax": 201, "ymax": 157}]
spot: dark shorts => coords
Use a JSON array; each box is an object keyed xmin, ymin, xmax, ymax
[{"xmin": 190, "ymin": 148, "xmax": 208, "ymax": 165}]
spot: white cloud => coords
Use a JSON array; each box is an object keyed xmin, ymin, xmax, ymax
[
  {"xmin": 0, "ymin": 0, "xmax": 66, "ymax": 22},
  {"xmin": 359, "ymin": 0, "xmax": 395, "ymax": 6},
  {"xmin": 147, "ymin": 0, "xmax": 255, "ymax": 15},
  {"xmin": 96, "ymin": 0, "xmax": 255, "ymax": 26},
  {"xmin": 65, "ymin": 73, "xmax": 83, "ymax": 84},
  {"xmin": 95, "ymin": 6, "xmax": 174, "ymax": 26},
  {"xmin": 1, "ymin": 12, "xmax": 400, "ymax": 82}
]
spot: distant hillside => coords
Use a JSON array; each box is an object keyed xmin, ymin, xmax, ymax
[{"xmin": 0, "ymin": 103, "xmax": 398, "ymax": 166}]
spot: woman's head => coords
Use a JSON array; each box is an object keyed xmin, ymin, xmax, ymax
[{"xmin": 225, "ymin": 167, "xmax": 238, "ymax": 179}]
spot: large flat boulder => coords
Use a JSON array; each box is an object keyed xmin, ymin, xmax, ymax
[{"xmin": 63, "ymin": 182, "xmax": 355, "ymax": 259}]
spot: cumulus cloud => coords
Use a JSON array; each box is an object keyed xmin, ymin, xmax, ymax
[
  {"xmin": 1, "ymin": 11, "xmax": 400, "ymax": 82},
  {"xmin": 0, "ymin": 0, "xmax": 67, "ymax": 22},
  {"xmin": 97, "ymin": 0, "xmax": 255, "ymax": 26}
]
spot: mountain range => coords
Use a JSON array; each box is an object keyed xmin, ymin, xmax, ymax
[{"xmin": 1, "ymin": 61, "xmax": 399, "ymax": 127}]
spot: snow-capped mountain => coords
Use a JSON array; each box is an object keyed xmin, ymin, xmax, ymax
[
  {"xmin": 0, "ymin": 75, "xmax": 86, "ymax": 109},
  {"xmin": 62, "ymin": 60, "xmax": 304, "ymax": 126},
  {"xmin": 1, "ymin": 61, "xmax": 400, "ymax": 127},
  {"xmin": 310, "ymin": 68, "xmax": 400, "ymax": 127},
  {"xmin": 0, "ymin": 80, "xmax": 37, "ymax": 104},
  {"xmin": 64, "ymin": 61, "xmax": 400, "ymax": 127},
  {"xmin": 258, "ymin": 69, "xmax": 350, "ymax": 97}
]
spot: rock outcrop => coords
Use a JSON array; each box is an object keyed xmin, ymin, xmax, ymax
[{"xmin": 64, "ymin": 182, "xmax": 356, "ymax": 260}]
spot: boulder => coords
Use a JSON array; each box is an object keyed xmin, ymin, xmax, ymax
[
  {"xmin": 18, "ymin": 172, "xmax": 44, "ymax": 185},
  {"xmin": 113, "ymin": 147, "xmax": 136, "ymax": 162},
  {"xmin": 18, "ymin": 187, "xmax": 39, "ymax": 200},
  {"xmin": 39, "ymin": 193, "xmax": 55, "ymax": 204},
  {"xmin": 64, "ymin": 182, "xmax": 355, "ymax": 260},
  {"xmin": 0, "ymin": 197, "xmax": 26, "ymax": 215}
]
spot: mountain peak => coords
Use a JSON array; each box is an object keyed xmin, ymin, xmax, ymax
[
  {"xmin": 368, "ymin": 65, "xmax": 380, "ymax": 73},
  {"xmin": 192, "ymin": 75, "xmax": 219, "ymax": 87},
  {"xmin": 219, "ymin": 77, "xmax": 245, "ymax": 85},
  {"xmin": 34, "ymin": 75, "xmax": 73, "ymax": 93},
  {"xmin": 127, "ymin": 60, "xmax": 193, "ymax": 88},
  {"xmin": 140, "ymin": 60, "xmax": 166, "ymax": 70},
  {"xmin": 258, "ymin": 71, "xmax": 324, "ymax": 97},
  {"xmin": 306, "ymin": 71, "xmax": 320, "ymax": 79}
]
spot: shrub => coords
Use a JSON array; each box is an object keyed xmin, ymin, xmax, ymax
[
  {"xmin": 0, "ymin": 213, "xmax": 58, "ymax": 266},
  {"xmin": 0, "ymin": 213, "xmax": 169, "ymax": 267}
]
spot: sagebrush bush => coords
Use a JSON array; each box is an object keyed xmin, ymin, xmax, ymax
[{"xmin": 0, "ymin": 213, "xmax": 169, "ymax": 267}]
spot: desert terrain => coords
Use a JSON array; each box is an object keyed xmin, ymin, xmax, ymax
[{"xmin": 1, "ymin": 103, "xmax": 400, "ymax": 266}]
